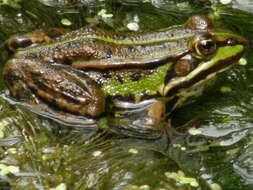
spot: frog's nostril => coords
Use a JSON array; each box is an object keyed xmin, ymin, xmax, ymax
[{"xmin": 227, "ymin": 38, "xmax": 237, "ymax": 46}]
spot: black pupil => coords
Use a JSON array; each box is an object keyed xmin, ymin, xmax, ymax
[{"xmin": 201, "ymin": 40, "xmax": 213, "ymax": 50}]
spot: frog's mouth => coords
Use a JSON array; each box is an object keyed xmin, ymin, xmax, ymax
[{"xmin": 162, "ymin": 44, "xmax": 246, "ymax": 99}]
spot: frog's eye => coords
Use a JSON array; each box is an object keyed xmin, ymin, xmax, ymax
[
  {"xmin": 195, "ymin": 38, "xmax": 216, "ymax": 56},
  {"xmin": 191, "ymin": 33, "xmax": 216, "ymax": 59}
]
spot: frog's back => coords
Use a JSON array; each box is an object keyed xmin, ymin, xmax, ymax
[{"xmin": 15, "ymin": 24, "xmax": 210, "ymax": 64}]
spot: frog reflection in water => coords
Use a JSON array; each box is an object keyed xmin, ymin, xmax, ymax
[{"xmin": 3, "ymin": 16, "xmax": 246, "ymax": 138}]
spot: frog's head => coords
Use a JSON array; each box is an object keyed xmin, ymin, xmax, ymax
[{"xmin": 160, "ymin": 16, "xmax": 247, "ymax": 109}]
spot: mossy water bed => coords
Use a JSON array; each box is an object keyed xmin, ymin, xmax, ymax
[{"xmin": 0, "ymin": 0, "xmax": 253, "ymax": 189}]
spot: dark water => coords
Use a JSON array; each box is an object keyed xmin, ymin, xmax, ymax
[{"xmin": 0, "ymin": 0, "xmax": 253, "ymax": 189}]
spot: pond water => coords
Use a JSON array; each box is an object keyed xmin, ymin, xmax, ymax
[{"xmin": 0, "ymin": 0, "xmax": 253, "ymax": 189}]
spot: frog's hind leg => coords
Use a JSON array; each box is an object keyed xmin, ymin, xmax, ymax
[
  {"xmin": 3, "ymin": 58, "xmax": 105, "ymax": 127},
  {"xmin": 3, "ymin": 59, "xmax": 40, "ymax": 104},
  {"xmin": 7, "ymin": 28, "xmax": 69, "ymax": 52}
]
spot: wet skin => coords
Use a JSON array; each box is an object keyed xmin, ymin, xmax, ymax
[{"xmin": 3, "ymin": 16, "xmax": 247, "ymax": 135}]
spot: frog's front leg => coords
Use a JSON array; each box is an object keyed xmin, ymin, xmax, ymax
[
  {"xmin": 3, "ymin": 58, "xmax": 105, "ymax": 118},
  {"xmin": 146, "ymin": 101, "xmax": 166, "ymax": 127},
  {"xmin": 7, "ymin": 28, "xmax": 69, "ymax": 52},
  {"xmin": 106, "ymin": 100, "xmax": 168, "ymax": 139}
]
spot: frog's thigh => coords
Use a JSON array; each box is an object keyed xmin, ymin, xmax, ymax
[
  {"xmin": 3, "ymin": 59, "xmax": 105, "ymax": 118},
  {"xmin": 7, "ymin": 28, "xmax": 69, "ymax": 52},
  {"xmin": 3, "ymin": 59, "xmax": 36, "ymax": 103}
]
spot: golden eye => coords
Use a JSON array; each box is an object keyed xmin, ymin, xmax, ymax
[
  {"xmin": 191, "ymin": 33, "xmax": 216, "ymax": 59},
  {"xmin": 195, "ymin": 39, "xmax": 216, "ymax": 56}
]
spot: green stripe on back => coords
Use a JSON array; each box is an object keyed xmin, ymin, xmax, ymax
[{"xmin": 23, "ymin": 33, "xmax": 194, "ymax": 53}]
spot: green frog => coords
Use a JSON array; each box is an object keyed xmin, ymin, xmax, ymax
[{"xmin": 3, "ymin": 16, "xmax": 246, "ymax": 138}]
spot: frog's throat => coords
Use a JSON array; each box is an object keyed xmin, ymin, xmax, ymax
[{"xmin": 161, "ymin": 44, "xmax": 245, "ymax": 96}]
